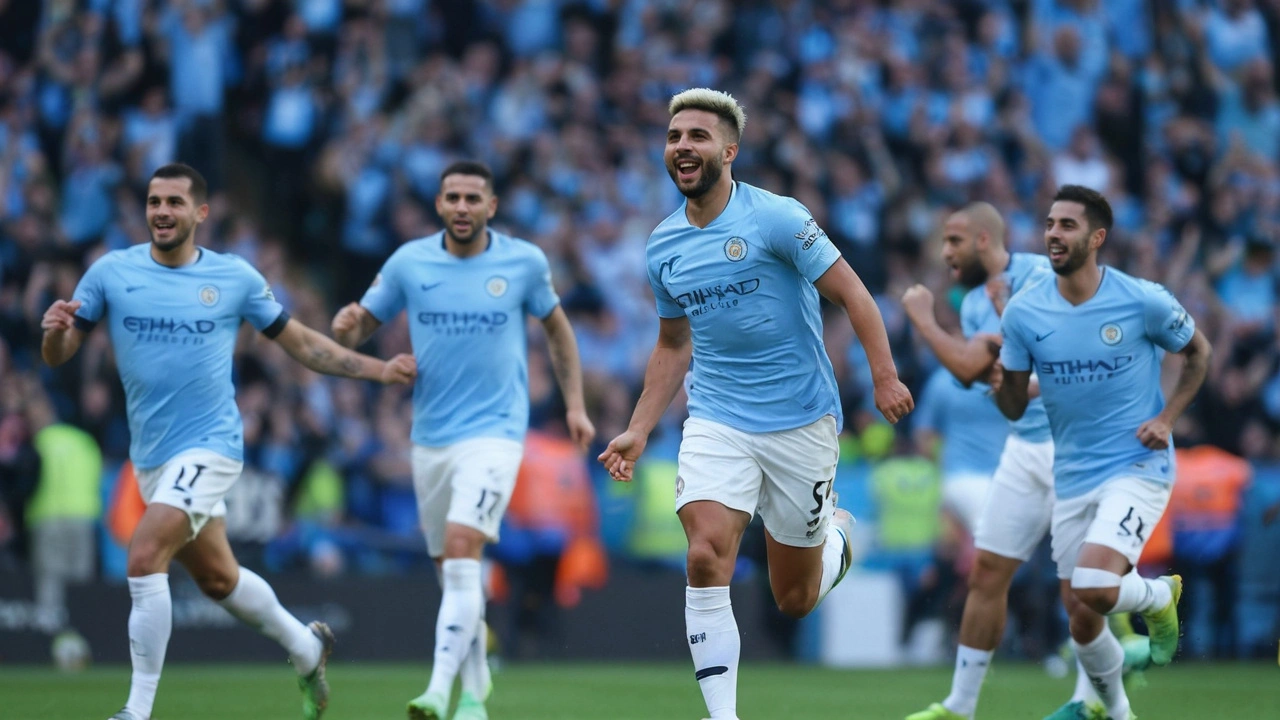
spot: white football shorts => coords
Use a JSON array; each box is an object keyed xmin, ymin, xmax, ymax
[
  {"xmin": 973, "ymin": 435, "xmax": 1055, "ymax": 562},
  {"xmin": 941, "ymin": 473, "xmax": 992, "ymax": 534},
  {"xmin": 135, "ymin": 449, "xmax": 243, "ymax": 538},
  {"xmin": 1051, "ymin": 475, "xmax": 1172, "ymax": 579},
  {"xmin": 412, "ymin": 438, "xmax": 524, "ymax": 557},
  {"xmin": 676, "ymin": 415, "xmax": 839, "ymax": 548}
]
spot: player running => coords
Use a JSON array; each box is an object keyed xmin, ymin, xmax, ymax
[
  {"xmin": 903, "ymin": 204, "xmax": 1148, "ymax": 720},
  {"xmin": 331, "ymin": 160, "xmax": 595, "ymax": 720},
  {"xmin": 992, "ymin": 185, "xmax": 1210, "ymax": 720},
  {"xmin": 598, "ymin": 88, "xmax": 913, "ymax": 720},
  {"xmin": 41, "ymin": 163, "xmax": 418, "ymax": 720}
]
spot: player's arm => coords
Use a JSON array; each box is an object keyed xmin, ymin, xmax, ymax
[
  {"xmin": 273, "ymin": 318, "xmax": 416, "ymax": 384},
  {"xmin": 901, "ymin": 284, "xmax": 1001, "ymax": 386},
  {"xmin": 40, "ymin": 299, "xmax": 88, "ymax": 367},
  {"xmin": 330, "ymin": 302, "xmax": 383, "ymax": 348},
  {"xmin": 540, "ymin": 305, "xmax": 596, "ymax": 450},
  {"xmin": 1137, "ymin": 328, "xmax": 1211, "ymax": 450},
  {"xmin": 992, "ymin": 364, "xmax": 1030, "ymax": 420},
  {"xmin": 814, "ymin": 258, "xmax": 913, "ymax": 423},
  {"xmin": 598, "ymin": 316, "xmax": 691, "ymax": 481}
]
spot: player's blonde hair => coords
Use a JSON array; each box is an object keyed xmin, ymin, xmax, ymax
[{"xmin": 668, "ymin": 88, "xmax": 747, "ymax": 141}]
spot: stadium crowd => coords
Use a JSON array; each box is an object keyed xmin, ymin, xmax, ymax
[{"xmin": 2, "ymin": 0, "xmax": 1280, "ymax": 660}]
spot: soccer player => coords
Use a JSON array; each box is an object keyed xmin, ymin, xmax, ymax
[
  {"xmin": 912, "ymin": 365, "xmax": 1010, "ymax": 533},
  {"xmin": 597, "ymin": 88, "xmax": 913, "ymax": 720},
  {"xmin": 993, "ymin": 185, "xmax": 1210, "ymax": 720},
  {"xmin": 40, "ymin": 163, "xmax": 418, "ymax": 720},
  {"xmin": 330, "ymin": 160, "xmax": 595, "ymax": 720},
  {"xmin": 902, "ymin": 204, "xmax": 1146, "ymax": 720}
]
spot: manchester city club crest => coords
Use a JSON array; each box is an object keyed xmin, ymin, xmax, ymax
[
  {"xmin": 724, "ymin": 237, "xmax": 747, "ymax": 262},
  {"xmin": 486, "ymin": 276, "xmax": 509, "ymax": 297},
  {"xmin": 1100, "ymin": 322, "xmax": 1123, "ymax": 345},
  {"xmin": 198, "ymin": 285, "xmax": 220, "ymax": 307}
]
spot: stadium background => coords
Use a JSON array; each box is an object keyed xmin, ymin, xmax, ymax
[{"xmin": 1, "ymin": 0, "xmax": 1279, "ymax": 715}]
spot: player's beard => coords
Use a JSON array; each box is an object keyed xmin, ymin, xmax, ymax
[
  {"xmin": 668, "ymin": 155, "xmax": 723, "ymax": 199},
  {"xmin": 445, "ymin": 221, "xmax": 484, "ymax": 245},
  {"xmin": 1051, "ymin": 239, "xmax": 1091, "ymax": 276},
  {"xmin": 151, "ymin": 222, "xmax": 193, "ymax": 252},
  {"xmin": 956, "ymin": 256, "xmax": 989, "ymax": 288}
]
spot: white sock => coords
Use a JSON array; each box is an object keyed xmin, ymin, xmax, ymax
[
  {"xmin": 816, "ymin": 521, "xmax": 847, "ymax": 604},
  {"xmin": 686, "ymin": 586, "xmax": 739, "ymax": 720},
  {"xmin": 1074, "ymin": 627, "xmax": 1129, "ymax": 720},
  {"xmin": 126, "ymin": 574, "xmax": 171, "ymax": 720},
  {"xmin": 941, "ymin": 645, "xmax": 993, "ymax": 717},
  {"xmin": 218, "ymin": 567, "xmax": 321, "ymax": 675},
  {"xmin": 1110, "ymin": 571, "xmax": 1172, "ymax": 614},
  {"xmin": 460, "ymin": 611, "xmax": 491, "ymax": 700},
  {"xmin": 1071, "ymin": 656, "xmax": 1102, "ymax": 704},
  {"xmin": 426, "ymin": 559, "xmax": 482, "ymax": 698}
]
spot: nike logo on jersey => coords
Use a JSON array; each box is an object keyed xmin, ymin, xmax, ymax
[
  {"xmin": 1035, "ymin": 331, "xmax": 1056, "ymax": 341},
  {"xmin": 421, "ymin": 283, "xmax": 443, "ymax": 292},
  {"xmin": 126, "ymin": 285, "xmax": 145, "ymax": 293}
]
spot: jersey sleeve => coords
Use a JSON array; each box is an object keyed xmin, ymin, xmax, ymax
[
  {"xmin": 999, "ymin": 301, "xmax": 1033, "ymax": 372},
  {"xmin": 1142, "ymin": 281, "xmax": 1196, "ymax": 353},
  {"xmin": 757, "ymin": 196, "xmax": 842, "ymax": 283},
  {"xmin": 522, "ymin": 247, "xmax": 561, "ymax": 320},
  {"xmin": 70, "ymin": 256, "xmax": 110, "ymax": 331},
  {"xmin": 236, "ymin": 260, "xmax": 289, "ymax": 336},
  {"xmin": 647, "ymin": 254, "xmax": 685, "ymax": 319},
  {"xmin": 359, "ymin": 252, "xmax": 406, "ymax": 324}
]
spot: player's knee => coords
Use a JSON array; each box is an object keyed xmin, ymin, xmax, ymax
[
  {"xmin": 1072, "ymin": 585, "xmax": 1118, "ymax": 614},
  {"xmin": 126, "ymin": 537, "xmax": 174, "ymax": 577},
  {"xmin": 968, "ymin": 553, "xmax": 1015, "ymax": 597},
  {"xmin": 774, "ymin": 585, "xmax": 818, "ymax": 619},
  {"xmin": 685, "ymin": 539, "xmax": 730, "ymax": 586},
  {"xmin": 443, "ymin": 527, "xmax": 487, "ymax": 560},
  {"xmin": 191, "ymin": 567, "xmax": 239, "ymax": 600},
  {"xmin": 1071, "ymin": 567, "xmax": 1122, "ymax": 614}
]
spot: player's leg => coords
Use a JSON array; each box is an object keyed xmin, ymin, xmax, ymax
[
  {"xmin": 1061, "ymin": 579, "xmax": 1129, "ymax": 720},
  {"xmin": 676, "ymin": 417, "xmax": 762, "ymax": 720},
  {"xmin": 680, "ymin": 500, "xmax": 752, "ymax": 720},
  {"xmin": 116, "ymin": 502, "xmax": 191, "ymax": 720},
  {"xmin": 1068, "ymin": 478, "xmax": 1180, "ymax": 665},
  {"xmin": 410, "ymin": 439, "xmax": 521, "ymax": 720},
  {"xmin": 908, "ymin": 436, "xmax": 1053, "ymax": 720},
  {"xmin": 753, "ymin": 415, "xmax": 847, "ymax": 620},
  {"xmin": 175, "ymin": 518, "xmax": 330, "ymax": 719}
]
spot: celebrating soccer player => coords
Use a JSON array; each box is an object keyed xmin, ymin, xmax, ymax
[
  {"xmin": 902, "ymin": 203, "xmax": 1149, "ymax": 720},
  {"xmin": 991, "ymin": 185, "xmax": 1211, "ymax": 720},
  {"xmin": 330, "ymin": 160, "xmax": 595, "ymax": 720},
  {"xmin": 41, "ymin": 163, "xmax": 418, "ymax": 720},
  {"xmin": 597, "ymin": 88, "xmax": 913, "ymax": 720}
]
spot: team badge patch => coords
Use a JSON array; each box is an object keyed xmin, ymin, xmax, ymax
[
  {"xmin": 199, "ymin": 285, "xmax": 220, "ymax": 307},
  {"xmin": 675, "ymin": 475, "xmax": 685, "ymax": 498},
  {"xmin": 724, "ymin": 237, "xmax": 747, "ymax": 262},
  {"xmin": 486, "ymin": 276, "xmax": 509, "ymax": 297},
  {"xmin": 1100, "ymin": 323, "xmax": 1123, "ymax": 345}
]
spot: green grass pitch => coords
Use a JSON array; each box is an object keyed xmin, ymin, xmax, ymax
[{"xmin": 1, "ymin": 661, "xmax": 1275, "ymax": 719}]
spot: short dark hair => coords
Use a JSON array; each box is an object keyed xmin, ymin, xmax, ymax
[
  {"xmin": 1052, "ymin": 184, "xmax": 1112, "ymax": 234},
  {"xmin": 439, "ymin": 161, "xmax": 493, "ymax": 189},
  {"xmin": 150, "ymin": 163, "xmax": 208, "ymax": 203}
]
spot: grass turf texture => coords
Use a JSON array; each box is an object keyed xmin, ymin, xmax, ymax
[{"xmin": 1, "ymin": 662, "xmax": 1275, "ymax": 719}]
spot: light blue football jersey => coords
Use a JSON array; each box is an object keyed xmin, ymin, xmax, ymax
[
  {"xmin": 360, "ymin": 230, "xmax": 559, "ymax": 447},
  {"xmin": 916, "ymin": 367, "xmax": 1010, "ymax": 478},
  {"xmin": 72, "ymin": 244, "xmax": 288, "ymax": 469},
  {"xmin": 646, "ymin": 182, "xmax": 843, "ymax": 433},
  {"xmin": 1000, "ymin": 267, "xmax": 1196, "ymax": 498},
  {"xmin": 959, "ymin": 252, "xmax": 1052, "ymax": 442}
]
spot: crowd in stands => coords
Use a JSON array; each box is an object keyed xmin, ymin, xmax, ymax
[{"xmin": 2, "ymin": 0, "xmax": 1279, "ymax": 659}]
